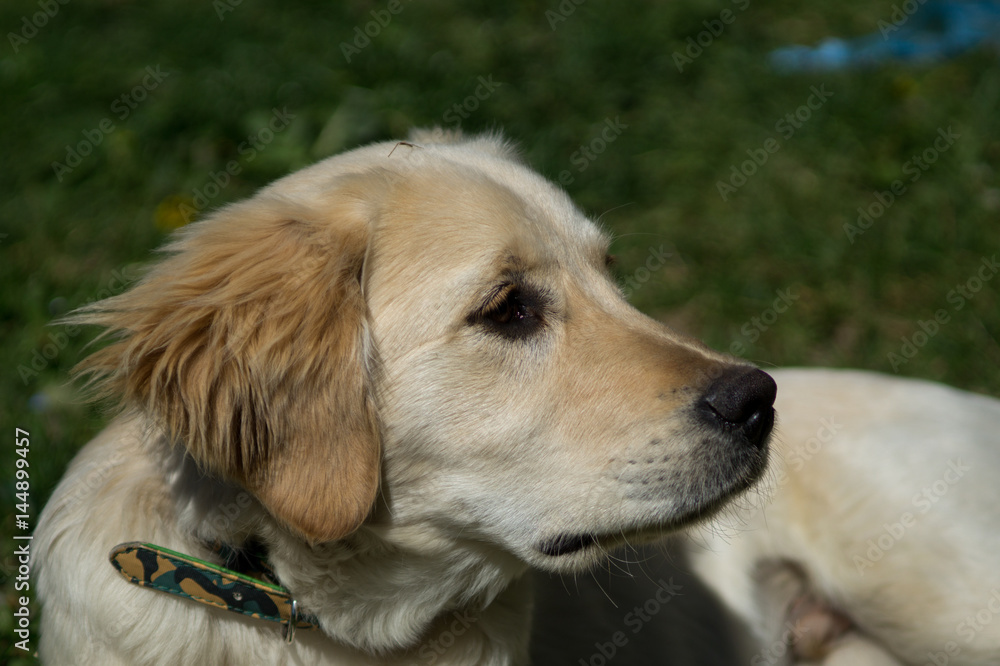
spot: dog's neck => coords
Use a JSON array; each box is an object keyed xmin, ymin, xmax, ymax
[{"xmin": 163, "ymin": 443, "xmax": 533, "ymax": 664}]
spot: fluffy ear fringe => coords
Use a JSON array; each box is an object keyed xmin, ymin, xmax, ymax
[{"xmin": 68, "ymin": 188, "xmax": 382, "ymax": 543}]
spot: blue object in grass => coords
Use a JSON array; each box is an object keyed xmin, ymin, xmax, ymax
[{"xmin": 770, "ymin": 0, "xmax": 1000, "ymax": 72}]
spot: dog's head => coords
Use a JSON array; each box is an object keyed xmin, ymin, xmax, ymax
[{"xmin": 73, "ymin": 130, "xmax": 774, "ymax": 571}]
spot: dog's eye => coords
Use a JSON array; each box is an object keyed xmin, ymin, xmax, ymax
[
  {"xmin": 473, "ymin": 284, "xmax": 543, "ymax": 338},
  {"xmin": 486, "ymin": 287, "xmax": 525, "ymax": 324}
]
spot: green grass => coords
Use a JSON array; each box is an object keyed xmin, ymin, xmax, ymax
[{"xmin": 2, "ymin": 0, "xmax": 999, "ymax": 660}]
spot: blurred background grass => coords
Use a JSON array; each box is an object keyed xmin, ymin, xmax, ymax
[{"xmin": 2, "ymin": 0, "xmax": 999, "ymax": 660}]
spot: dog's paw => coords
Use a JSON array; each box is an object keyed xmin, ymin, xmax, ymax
[
  {"xmin": 810, "ymin": 632, "xmax": 906, "ymax": 666},
  {"xmin": 787, "ymin": 594, "xmax": 852, "ymax": 661}
]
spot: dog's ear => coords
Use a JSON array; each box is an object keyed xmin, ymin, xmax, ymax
[{"xmin": 71, "ymin": 181, "xmax": 381, "ymax": 543}]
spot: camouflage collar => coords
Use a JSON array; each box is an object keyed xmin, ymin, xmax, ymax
[{"xmin": 109, "ymin": 541, "xmax": 319, "ymax": 643}]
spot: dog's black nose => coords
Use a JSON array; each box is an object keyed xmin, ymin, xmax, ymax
[{"xmin": 697, "ymin": 368, "xmax": 777, "ymax": 448}]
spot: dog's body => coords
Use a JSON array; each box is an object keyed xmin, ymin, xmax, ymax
[
  {"xmin": 34, "ymin": 131, "xmax": 1000, "ymax": 665},
  {"xmin": 689, "ymin": 368, "xmax": 1000, "ymax": 665}
]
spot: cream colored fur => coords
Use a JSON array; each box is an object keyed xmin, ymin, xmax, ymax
[
  {"xmin": 36, "ymin": 130, "xmax": 1000, "ymax": 665},
  {"xmin": 36, "ymin": 130, "xmax": 766, "ymax": 665},
  {"xmin": 689, "ymin": 368, "xmax": 1000, "ymax": 665}
]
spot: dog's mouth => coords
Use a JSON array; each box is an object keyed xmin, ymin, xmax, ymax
[
  {"xmin": 538, "ymin": 533, "xmax": 598, "ymax": 557},
  {"xmin": 536, "ymin": 519, "xmax": 687, "ymax": 559},
  {"xmin": 536, "ymin": 450, "xmax": 771, "ymax": 559},
  {"xmin": 536, "ymin": 499, "xmax": 731, "ymax": 559},
  {"xmin": 536, "ymin": 525, "xmax": 671, "ymax": 559},
  {"xmin": 534, "ymin": 392, "xmax": 775, "ymax": 562}
]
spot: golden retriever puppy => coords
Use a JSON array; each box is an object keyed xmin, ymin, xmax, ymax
[
  {"xmin": 689, "ymin": 369, "xmax": 1000, "ymax": 665},
  {"xmin": 35, "ymin": 130, "xmax": 777, "ymax": 665}
]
